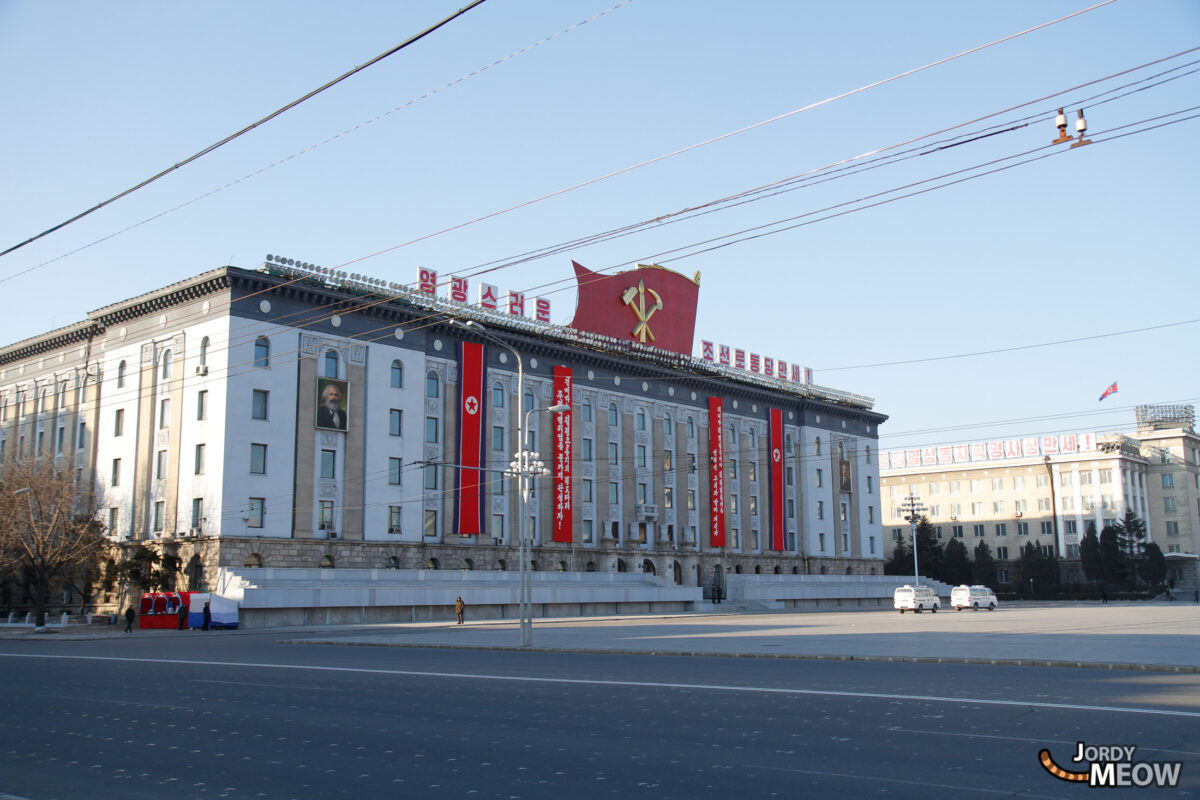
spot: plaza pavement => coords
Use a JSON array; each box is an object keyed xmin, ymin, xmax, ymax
[{"xmin": 4, "ymin": 601, "xmax": 1198, "ymax": 672}]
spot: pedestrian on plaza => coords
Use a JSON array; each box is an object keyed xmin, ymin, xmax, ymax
[
  {"xmin": 202, "ymin": 601, "xmax": 211, "ymax": 631},
  {"xmin": 712, "ymin": 581, "xmax": 722, "ymax": 605},
  {"xmin": 124, "ymin": 606, "xmax": 135, "ymax": 633},
  {"xmin": 1101, "ymin": 590, "xmax": 1108, "ymax": 604},
  {"xmin": 455, "ymin": 596, "xmax": 465, "ymax": 625},
  {"xmin": 177, "ymin": 603, "xmax": 188, "ymax": 631},
  {"xmin": 1195, "ymin": 589, "xmax": 1198, "ymax": 604}
]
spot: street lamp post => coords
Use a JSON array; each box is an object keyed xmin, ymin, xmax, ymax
[{"xmin": 900, "ymin": 493, "xmax": 927, "ymax": 586}]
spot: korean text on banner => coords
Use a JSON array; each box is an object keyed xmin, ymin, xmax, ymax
[
  {"xmin": 709, "ymin": 397, "xmax": 726, "ymax": 547},
  {"xmin": 552, "ymin": 367, "xmax": 573, "ymax": 543}
]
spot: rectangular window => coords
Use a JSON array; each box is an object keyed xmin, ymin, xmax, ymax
[
  {"xmin": 730, "ymin": 495, "xmax": 739, "ymax": 514},
  {"xmin": 114, "ymin": 408, "xmax": 124, "ymax": 437},
  {"xmin": 424, "ymin": 465, "xmax": 438, "ymax": 489},
  {"xmin": 995, "ymin": 523, "xmax": 1007, "ymax": 536},
  {"xmin": 581, "ymin": 479, "xmax": 593, "ymax": 503},
  {"xmin": 1015, "ymin": 499, "xmax": 1027, "ymax": 513},
  {"xmin": 818, "ymin": 532, "xmax": 825, "ymax": 552},
  {"xmin": 971, "ymin": 502, "xmax": 983, "ymax": 515},
  {"xmin": 112, "ymin": 459, "xmax": 120, "ymax": 486},
  {"xmin": 425, "ymin": 417, "xmax": 439, "ymax": 443},
  {"xmin": 687, "ymin": 453, "xmax": 696, "ymax": 473},
  {"xmin": 729, "ymin": 460, "xmax": 739, "ymax": 480},
  {"xmin": 191, "ymin": 498, "xmax": 203, "ymax": 529},
  {"xmin": 108, "ymin": 508, "xmax": 118, "ymax": 537},
  {"xmin": 970, "ymin": 479, "xmax": 982, "ymax": 493},
  {"xmin": 1080, "ymin": 471, "xmax": 1093, "ymax": 485},
  {"xmin": 1063, "ymin": 520, "xmax": 1077, "ymax": 534},
  {"xmin": 424, "ymin": 509, "xmax": 438, "ymax": 537},
  {"xmin": 76, "ymin": 423, "xmax": 84, "ymax": 449},
  {"xmin": 866, "ymin": 475, "xmax": 873, "ymax": 494},
  {"xmin": 930, "ymin": 504, "xmax": 941, "ymax": 518},
  {"xmin": 949, "ymin": 481, "xmax": 961, "ymax": 494},
  {"xmin": 1164, "ymin": 496, "xmax": 1177, "ymax": 512},
  {"xmin": 637, "ymin": 483, "xmax": 648, "ymax": 504},
  {"xmin": 1063, "ymin": 496, "xmax": 1075, "ymax": 511},
  {"xmin": 389, "ymin": 409, "xmax": 403, "ymax": 437},
  {"xmin": 248, "ymin": 498, "xmax": 264, "ymax": 528},
  {"xmin": 687, "ymin": 489, "xmax": 696, "ymax": 510},
  {"xmin": 1016, "ymin": 522, "xmax": 1029, "ymax": 536},
  {"xmin": 609, "ymin": 482, "xmax": 619, "ymax": 504},
  {"xmin": 1060, "ymin": 473, "xmax": 1073, "ymax": 487},
  {"xmin": 664, "ymin": 486, "xmax": 673, "ymax": 508},
  {"xmin": 973, "ymin": 524, "xmax": 985, "ymax": 537},
  {"xmin": 582, "ymin": 519, "xmax": 593, "ymax": 543},
  {"xmin": 817, "ymin": 500, "xmax": 824, "ymax": 520},
  {"xmin": 637, "ymin": 445, "xmax": 647, "ymax": 468},
  {"xmin": 928, "ymin": 482, "xmax": 940, "ymax": 496},
  {"xmin": 748, "ymin": 462, "xmax": 756, "ymax": 482},
  {"xmin": 388, "ymin": 506, "xmax": 402, "ymax": 534},
  {"xmin": 786, "ymin": 466, "xmax": 794, "ymax": 487},
  {"xmin": 194, "ymin": 443, "xmax": 205, "ymax": 475},
  {"xmin": 991, "ymin": 478, "xmax": 1003, "ymax": 491},
  {"xmin": 159, "ymin": 398, "xmax": 170, "ymax": 429},
  {"xmin": 608, "ymin": 442, "xmax": 619, "ymax": 466},
  {"xmin": 1162, "ymin": 473, "xmax": 1175, "ymax": 488},
  {"xmin": 869, "ymin": 536, "xmax": 876, "ymax": 555},
  {"xmin": 999, "ymin": 569, "xmax": 1010, "ymax": 583},
  {"xmin": 1099, "ymin": 469, "xmax": 1112, "ymax": 483},
  {"xmin": 749, "ymin": 495, "xmax": 758, "ymax": 515},
  {"xmin": 250, "ymin": 444, "xmax": 267, "ymax": 474},
  {"xmin": 867, "ymin": 506, "xmax": 874, "ymax": 523},
  {"xmin": 319, "ymin": 501, "xmax": 334, "ymax": 531},
  {"xmin": 1036, "ymin": 474, "xmax": 1049, "ymax": 488},
  {"xmin": 1013, "ymin": 476, "xmax": 1025, "ymax": 490},
  {"xmin": 1166, "ymin": 521, "xmax": 1180, "ymax": 536},
  {"xmin": 815, "ymin": 468, "xmax": 822, "ymax": 487},
  {"xmin": 1038, "ymin": 521, "xmax": 1050, "ymax": 536},
  {"xmin": 663, "ymin": 450, "xmax": 672, "ymax": 471},
  {"xmin": 156, "ymin": 450, "xmax": 168, "ymax": 480},
  {"xmin": 321, "ymin": 449, "xmax": 336, "ymax": 479},
  {"xmin": 1037, "ymin": 497, "xmax": 1051, "ymax": 511},
  {"xmin": 996, "ymin": 546, "xmax": 1009, "ymax": 560},
  {"xmin": 492, "ymin": 514, "xmax": 504, "ymax": 540},
  {"xmin": 197, "ymin": 390, "xmax": 208, "ymax": 420},
  {"xmin": 153, "ymin": 501, "xmax": 164, "ymax": 532},
  {"xmin": 952, "ymin": 525, "xmax": 964, "ymax": 538},
  {"xmin": 840, "ymin": 502, "xmax": 847, "ymax": 522},
  {"xmin": 581, "ymin": 438, "xmax": 592, "ymax": 461},
  {"xmin": 252, "ymin": 389, "xmax": 268, "ymax": 420},
  {"xmin": 950, "ymin": 503, "xmax": 961, "ymax": 517},
  {"xmin": 787, "ymin": 498, "xmax": 795, "ymax": 518}
]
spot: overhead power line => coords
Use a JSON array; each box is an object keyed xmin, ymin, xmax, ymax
[{"xmin": 0, "ymin": 0, "xmax": 491, "ymax": 260}]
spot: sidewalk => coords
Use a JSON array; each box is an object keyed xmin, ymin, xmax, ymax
[{"xmin": 4, "ymin": 603, "xmax": 1198, "ymax": 672}]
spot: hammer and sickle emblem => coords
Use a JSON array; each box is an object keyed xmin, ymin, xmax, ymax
[{"xmin": 621, "ymin": 280, "xmax": 663, "ymax": 343}]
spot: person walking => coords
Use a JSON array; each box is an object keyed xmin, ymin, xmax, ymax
[
  {"xmin": 124, "ymin": 606, "xmax": 135, "ymax": 633},
  {"xmin": 1101, "ymin": 590, "xmax": 1108, "ymax": 604},
  {"xmin": 177, "ymin": 602, "xmax": 188, "ymax": 631},
  {"xmin": 202, "ymin": 601, "xmax": 211, "ymax": 631},
  {"xmin": 455, "ymin": 596, "xmax": 465, "ymax": 625}
]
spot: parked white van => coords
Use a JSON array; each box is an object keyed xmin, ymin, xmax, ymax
[
  {"xmin": 893, "ymin": 585, "xmax": 940, "ymax": 613},
  {"xmin": 951, "ymin": 585, "xmax": 998, "ymax": 611}
]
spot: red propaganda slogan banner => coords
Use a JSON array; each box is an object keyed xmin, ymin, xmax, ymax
[
  {"xmin": 769, "ymin": 408, "xmax": 785, "ymax": 551},
  {"xmin": 455, "ymin": 341, "xmax": 486, "ymax": 535},
  {"xmin": 709, "ymin": 396, "xmax": 725, "ymax": 547},
  {"xmin": 552, "ymin": 366, "xmax": 573, "ymax": 543}
]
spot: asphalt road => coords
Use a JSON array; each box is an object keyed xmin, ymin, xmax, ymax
[{"xmin": 1, "ymin": 630, "xmax": 1197, "ymax": 799}]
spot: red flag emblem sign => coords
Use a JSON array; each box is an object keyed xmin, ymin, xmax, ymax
[{"xmin": 569, "ymin": 261, "xmax": 700, "ymax": 356}]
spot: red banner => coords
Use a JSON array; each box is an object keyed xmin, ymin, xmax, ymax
[
  {"xmin": 709, "ymin": 396, "xmax": 725, "ymax": 547},
  {"xmin": 568, "ymin": 261, "xmax": 700, "ymax": 356},
  {"xmin": 769, "ymin": 408, "xmax": 785, "ymax": 550},
  {"xmin": 455, "ymin": 341, "xmax": 486, "ymax": 535},
  {"xmin": 552, "ymin": 367, "xmax": 573, "ymax": 542}
]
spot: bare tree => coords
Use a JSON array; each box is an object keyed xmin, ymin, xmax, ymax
[{"xmin": 0, "ymin": 457, "xmax": 106, "ymax": 628}]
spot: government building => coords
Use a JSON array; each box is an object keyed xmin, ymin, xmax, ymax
[
  {"xmin": 880, "ymin": 404, "xmax": 1200, "ymax": 592},
  {"xmin": 0, "ymin": 257, "xmax": 888, "ymax": 604}
]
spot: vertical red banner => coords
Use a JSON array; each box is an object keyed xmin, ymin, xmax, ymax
[
  {"xmin": 455, "ymin": 341, "xmax": 486, "ymax": 535},
  {"xmin": 769, "ymin": 407, "xmax": 785, "ymax": 550},
  {"xmin": 552, "ymin": 366, "xmax": 573, "ymax": 543},
  {"xmin": 709, "ymin": 396, "xmax": 725, "ymax": 547}
]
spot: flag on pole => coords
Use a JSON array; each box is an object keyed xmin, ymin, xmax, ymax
[{"xmin": 1098, "ymin": 381, "xmax": 1118, "ymax": 402}]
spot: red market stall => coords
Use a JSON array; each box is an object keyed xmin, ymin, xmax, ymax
[{"xmin": 138, "ymin": 591, "xmax": 193, "ymax": 629}]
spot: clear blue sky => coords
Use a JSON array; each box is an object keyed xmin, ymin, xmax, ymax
[{"xmin": 2, "ymin": 1, "xmax": 1197, "ymax": 450}]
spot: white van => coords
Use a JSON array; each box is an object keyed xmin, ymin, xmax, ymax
[
  {"xmin": 894, "ymin": 585, "xmax": 940, "ymax": 613},
  {"xmin": 951, "ymin": 585, "xmax": 998, "ymax": 611}
]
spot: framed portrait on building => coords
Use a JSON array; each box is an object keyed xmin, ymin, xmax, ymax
[
  {"xmin": 839, "ymin": 459, "xmax": 852, "ymax": 493},
  {"xmin": 316, "ymin": 378, "xmax": 349, "ymax": 431}
]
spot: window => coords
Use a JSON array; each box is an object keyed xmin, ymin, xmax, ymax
[
  {"xmin": 581, "ymin": 480, "xmax": 593, "ymax": 503},
  {"xmin": 815, "ymin": 437, "xmax": 822, "ymax": 456},
  {"xmin": 424, "ymin": 465, "xmax": 438, "ymax": 489},
  {"xmin": 191, "ymin": 498, "xmax": 203, "ymax": 529},
  {"xmin": 971, "ymin": 502, "xmax": 983, "ymax": 515},
  {"xmin": 787, "ymin": 498, "xmax": 795, "ymax": 518},
  {"xmin": 250, "ymin": 444, "xmax": 267, "ymax": 474},
  {"xmin": 161, "ymin": 350, "xmax": 172, "ymax": 379},
  {"xmin": 686, "ymin": 416, "xmax": 695, "ymax": 438},
  {"xmin": 816, "ymin": 468, "xmax": 822, "ymax": 487},
  {"xmin": 730, "ymin": 460, "xmax": 738, "ymax": 480},
  {"xmin": 153, "ymin": 501, "xmax": 164, "ymax": 532},
  {"xmin": 608, "ymin": 442, "xmax": 619, "ymax": 466},
  {"xmin": 1015, "ymin": 499, "xmax": 1027, "ymax": 514},
  {"xmin": 930, "ymin": 504, "xmax": 941, "ymax": 518},
  {"xmin": 840, "ymin": 502, "xmax": 847, "ymax": 521},
  {"xmin": 111, "ymin": 458, "xmax": 121, "ymax": 486},
  {"xmin": 493, "ymin": 426, "xmax": 505, "ymax": 452},
  {"xmin": 663, "ymin": 414, "xmax": 672, "ymax": 435},
  {"xmin": 949, "ymin": 481, "xmax": 961, "ymax": 494},
  {"xmin": 1038, "ymin": 522, "xmax": 1050, "ymax": 536},
  {"xmin": 929, "ymin": 482, "xmax": 940, "ymax": 496},
  {"xmin": 580, "ymin": 437, "xmax": 592, "ymax": 461},
  {"xmin": 319, "ymin": 501, "xmax": 334, "ymax": 531},
  {"xmin": 950, "ymin": 503, "xmax": 961, "ymax": 517},
  {"xmin": 194, "ymin": 444, "xmax": 205, "ymax": 475},
  {"xmin": 391, "ymin": 360, "xmax": 404, "ymax": 388},
  {"xmin": 1060, "ymin": 473, "xmax": 1073, "ymax": 487},
  {"xmin": 388, "ymin": 409, "xmax": 403, "ymax": 437},
  {"xmin": 636, "ymin": 408, "xmax": 646, "ymax": 431},
  {"xmin": 970, "ymin": 479, "xmax": 982, "ymax": 493},
  {"xmin": 114, "ymin": 408, "xmax": 124, "ymax": 436},
  {"xmin": 425, "ymin": 416, "xmax": 439, "ymax": 443},
  {"xmin": 1099, "ymin": 469, "xmax": 1112, "ymax": 483},
  {"xmin": 1166, "ymin": 521, "xmax": 1180, "ymax": 536},
  {"xmin": 159, "ymin": 398, "xmax": 170, "ymax": 428},
  {"xmin": 1063, "ymin": 520, "xmax": 1077, "ymax": 534},
  {"xmin": 786, "ymin": 466, "xmax": 794, "ymax": 486},
  {"xmin": 664, "ymin": 450, "xmax": 673, "ymax": 471},
  {"xmin": 493, "ymin": 473, "xmax": 505, "ymax": 495},
  {"xmin": 867, "ymin": 506, "xmax": 874, "ymax": 523},
  {"xmin": 254, "ymin": 337, "xmax": 270, "ymax": 368},
  {"xmin": 524, "ymin": 390, "xmax": 535, "ymax": 414},
  {"xmin": 664, "ymin": 487, "xmax": 674, "ymax": 508},
  {"xmin": 1013, "ymin": 476, "xmax": 1025, "ymax": 490},
  {"xmin": 199, "ymin": 336, "xmax": 209, "ymax": 367},
  {"xmin": 491, "ymin": 382, "xmax": 504, "ymax": 408},
  {"xmin": 730, "ymin": 495, "xmax": 738, "ymax": 514},
  {"xmin": 581, "ymin": 398, "xmax": 592, "ymax": 422},
  {"xmin": 728, "ymin": 425, "xmax": 737, "ymax": 445},
  {"xmin": 973, "ymin": 524, "xmax": 985, "ymax": 538},
  {"xmin": 582, "ymin": 519, "xmax": 593, "ymax": 543},
  {"xmin": 1164, "ymin": 496, "xmax": 1177, "ymax": 512},
  {"xmin": 995, "ymin": 523, "xmax": 1007, "ymax": 536},
  {"xmin": 1163, "ymin": 473, "xmax": 1175, "ymax": 488},
  {"xmin": 323, "ymin": 350, "xmax": 338, "ymax": 378},
  {"xmin": 818, "ymin": 532, "xmax": 825, "ymax": 551},
  {"xmin": 1036, "ymin": 474, "xmax": 1050, "ymax": 488},
  {"xmin": 493, "ymin": 514, "xmax": 505, "ymax": 541},
  {"xmin": 866, "ymin": 476, "xmax": 873, "ymax": 494},
  {"xmin": 321, "ymin": 450, "xmax": 336, "ymax": 479},
  {"xmin": 1016, "ymin": 522, "xmax": 1029, "ymax": 536},
  {"xmin": 425, "ymin": 371, "xmax": 439, "ymax": 398},
  {"xmin": 952, "ymin": 525, "xmax": 964, "ymax": 538},
  {"xmin": 252, "ymin": 390, "xmax": 268, "ymax": 420},
  {"xmin": 865, "ymin": 445, "xmax": 871, "ymax": 464},
  {"xmin": 688, "ymin": 453, "xmax": 697, "ymax": 473},
  {"xmin": 197, "ymin": 390, "xmax": 208, "ymax": 420},
  {"xmin": 750, "ymin": 496, "xmax": 759, "ymax": 515},
  {"xmin": 817, "ymin": 500, "xmax": 824, "ymax": 519},
  {"xmin": 996, "ymin": 546, "xmax": 1009, "ymax": 560},
  {"xmin": 636, "ymin": 444, "xmax": 647, "ymax": 468},
  {"xmin": 1080, "ymin": 471, "xmax": 1093, "ymax": 485},
  {"xmin": 637, "ymin": 483, "xmax": 648, "ymax": 504},
  {"xmin": 107, "ymin": 508, "xmax": 118, "ymax": 537},
  {"xmin": 1063, "ymin": 496, "xmax": 1075, "ymax": 511},
  {"xmin": 388, "ymin": 506, "xmax": 402, "ymax": 534},
  {"xmin": 609, "ymin": 482, "xmax": 619, "ymax": 504},
  {"xmin": 117, "ymin": 360, "xmax": 127, "ymax": 388},
  {"xmin": 1037, "ymin": 498, "xmax": 1051, "ymax": 511},
  {"xmin": 991, "ymin": 478, "xmax": 1003, "ymax": 491},
  {"xmin": 608, "ymin": 403, "xmax": 618, "ymax": 426},
  {"xmin": 687, "ymin": 490, "xmax": 696, "ymax": 510},
  {"xmin": 748, "ymin": 462, "xmax": 757, "ymax": 482}
]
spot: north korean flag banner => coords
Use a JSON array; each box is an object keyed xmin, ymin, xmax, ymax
[
  {"xmin": 1099, "ymin": 381, "xmax": 1118, "ymax": 402},
  {"xmin": 454, "ymin": 341, "xmax": 487, "ymax": 535},
  {"xmin": 552, "ymin": 366, "xmax": 573, "ymax": 543},
  {"xmin": 709, "ymin": 397, "xmax": 726, "ymax": 547},
  {"xmin": 768, "ymin": 408, "xmax": 786, "ymax": 551}
]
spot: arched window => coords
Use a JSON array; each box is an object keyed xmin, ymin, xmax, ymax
[
  {"xmin": 254, "ymin": 337, "xmax": 270, "ymax": 368},
  {"xmin": 865, "ymin": 445, "xmax": 872, "ymax": 464},
  {"xmin": 319, "ymin": 556, "xmax": 334, "ymax": 569},
  {"xmin": 390, "ymin": 360, "xmax": 404, "ymax": 388},
  {"xmin": 815, "ymin": 436, "xmax": 822, "ymax": 456},
  {"xmin": 556, "ymin": 560, "xmax": 567, "ymax": 572},
  {"xmin": 425, "ymin": 371, "xmax": 439, "ymax": 398},
  {"xmin": 581, "ymin": 397, "xmax": 592, "ymax": 422},
  {"xmin": 117, "ymin": 360, "xmax": 127, "ymax": 388},
  {"xmin": 464, "ymin": 558, "xmax": 474, "ymax": 571},
  {"xmin": 523, "ymin": 389, "xmax": 534, "ymax": 413},
  {"xmin": 243, "ymin": 553, "xmax": 263, "ymax": 568},
  {"xmin": 636, "ymin": 408, "xmax": 646, "ymax": 431},
  {"xmin": 323, "ymin": 350, "xmax": 338, "ymax": 379},
  {"xmin": 749, "ymin": 428, "xmax": 756, "ymax": 448},
  {"xmin": 686, "ymin": 416, "xmax": 695, "ymax": 438},
  {"xmin": 586, "ymin": 561, "xmax": 596, "ymax": 572},
  {"xmin": 161, "ymin": 350, "xmax": 172, "ymax": 379},
  {"xmin": 608, "ymin": 403, "xmax": 618, "ymax": 426},
  {"xmin": 199, "ymin": 337, "xmax": 210, "ymax": 367},
  {"xmin": 838, "ymin": 441, "xmax": 845, "ymax": 460},
  {"xmin": 492, "ymin": 382, "xmax": 505, "ymax": 408}
]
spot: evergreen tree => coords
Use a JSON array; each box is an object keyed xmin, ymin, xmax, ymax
[
  {"xmin": 1139, "ymin": 542, "xmax": 1167, "ymax": 587},
  {"xmin": 941, "ymin": 538, "xmax": 972, "ymax": 586},
  {"xmin": 972, "ymin": 540, "xmax": 998, "ymax": 588},
  {"xmin": 1018, "ymin": 540, "xmax": 1046, "ymax": 595},
  {"xmin": 1079, "ymin": 521, "xmax": 1102, "ymax": 585},
  {"xmin": 1115, "ymin": 510, "xmax": 1147, "ymax": 586},
  {"xmin": 1098, "ymin": 524, "xmax": 1126, "ymax": 587},
  {"xmin": 884, "ymin": 533, "xmax": 913, "ymax": 576},
  {"xmin": 915, "ymin": 518, "xmax": 944, "ymax": 583}
]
